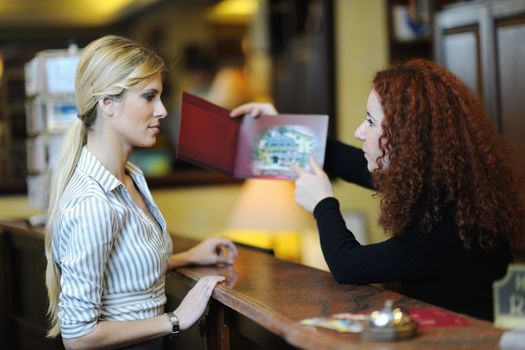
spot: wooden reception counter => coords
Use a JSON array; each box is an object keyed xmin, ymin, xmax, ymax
[{"xmin": 0, "ymin": 220, "xmax": 504, "ymax": 349}]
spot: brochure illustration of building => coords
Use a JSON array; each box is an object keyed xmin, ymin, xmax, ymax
[{"xmin": 177, "ymin": 92, "xmax": 328, "ymax": 179}]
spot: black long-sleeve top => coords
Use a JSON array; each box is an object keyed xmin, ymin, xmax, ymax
[{"xmin": 314, "ymin": 139, "xmax": 512, "ymax": 320}]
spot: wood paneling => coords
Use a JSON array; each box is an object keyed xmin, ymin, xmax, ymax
[
  {"xmin": 435, "ymin": 1, "xmax": 498, "ymax": 121},
  {"xmin": 443, "ymin": 26, "xmax": 481, "ymax": 95},
  {"xmin": 435, "ymin": 0, "xmax": 525, "ymax": 257},
  {"xmin": 496, "ymin": 16, "xmax": 525, "ymax": 148}
]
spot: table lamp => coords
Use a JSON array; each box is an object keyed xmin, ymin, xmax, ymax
[{"xmin": 224, "ymin": 178, "xmax": 313, "ymax": 261}]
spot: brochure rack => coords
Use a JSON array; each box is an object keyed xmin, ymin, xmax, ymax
[{"xmin": 24, "ymin": 45, "xmax": 80, "ymax": 211}]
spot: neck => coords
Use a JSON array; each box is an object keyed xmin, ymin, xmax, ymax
[{"xmin": 86, "ymin": 131, "xmax": 132, "ymax": 183}]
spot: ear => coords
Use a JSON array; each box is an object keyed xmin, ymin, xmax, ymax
[{"xmin": 98, "ymin": 97, "xmax": 116, "ymax": 116}]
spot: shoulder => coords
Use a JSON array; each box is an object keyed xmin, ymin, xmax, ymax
[
  {"xmin": 61, "ymin": 178, "xmax": 108, "ymax": 207},
  {"xmin": 58, "ymin": 170, "xmax": 117, "ymax": 228}
]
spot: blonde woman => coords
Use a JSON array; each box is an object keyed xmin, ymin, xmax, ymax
[{"xmin": 44, "ymin": 35, "xmax": 237, "ymax": 350}]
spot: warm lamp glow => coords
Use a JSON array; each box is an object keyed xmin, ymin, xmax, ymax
[
  {"xmin": 228, "ymin": 179, "xmax": 312, "ymax": 232},
  {"xmin": 0, "ymin": 0, "xmax": 160, "ymax": 27},
  {"xmin": 85, "ymin": 0, "xmax": 136, "ymax": 19},
  {"xmin": 225, "ymin": 179, "xmax": 313, "ymax": 262},
  {"xmin": 225, "ymin": 179, "xmax": 313, "ymax": 261},
  {"xmin": 206, "ymin": 0, "xmax": 259, "ymax": 25}
]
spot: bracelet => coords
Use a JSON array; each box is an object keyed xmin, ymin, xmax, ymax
[{"xmin": 165, "ymin": 311, "xmax": 180, "ymax": 338}]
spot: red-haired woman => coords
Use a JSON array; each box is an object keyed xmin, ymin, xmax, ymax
[{"xmin": 231, "ymin": 59, "xmax": 522, "ymax": 321}]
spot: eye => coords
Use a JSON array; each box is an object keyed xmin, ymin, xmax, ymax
[
  {"xmin": 143, "ymin": 93, "xmax": 155, "ymax": 102},
  {"xmin": 366, "ymin": 117, "xmax": 374, "ymax": 127}
]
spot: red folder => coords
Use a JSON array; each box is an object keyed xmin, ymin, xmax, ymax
[{"xmin": 177, "ymin": 92, "xmax": 328, "ymax": 179}]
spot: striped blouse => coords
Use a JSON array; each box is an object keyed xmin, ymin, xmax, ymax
[{"xmin": 52, "ymin": 147, "xmax": 173, "ymax": 339}]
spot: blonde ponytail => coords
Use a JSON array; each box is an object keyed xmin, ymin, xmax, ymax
[{"xmin": 44, "ymin": 119, "xmax": 86, "ymax": 337}]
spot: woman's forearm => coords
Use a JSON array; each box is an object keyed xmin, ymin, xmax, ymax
[
  {"xmin": 168, "ymin": 250, "xmax": 193, "ymax": 269},
  {"xmin": 62, "ymin": 315, "xmax": 171, "ymax": 350}
]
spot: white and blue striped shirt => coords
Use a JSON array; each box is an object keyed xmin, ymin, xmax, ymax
[{"xmin": 52, "ymin": 147, "xmax": 173, "ymax": 339}]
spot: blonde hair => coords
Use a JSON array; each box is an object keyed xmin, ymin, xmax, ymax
[{"xmin": 44, "ymin": 35, "xmax": 165, "ymax": 337}]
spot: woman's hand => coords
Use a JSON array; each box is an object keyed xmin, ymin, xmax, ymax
[
  {"xmin": 293, "ymin": 157, "xmax": 334, "ymax": 212},
  {"xmin": 230, "ymin": 102, "xmax": 278, "ymax": 118},
  {"xmin": 173, "ymin": 275, "xmax": 225, "ymax": 330},
  {"xmin": 183, "ymin": 238, "xmax": 238, "ymax": 266}
]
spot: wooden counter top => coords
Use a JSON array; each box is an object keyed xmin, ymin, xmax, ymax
[
  {"xmin": 0, "ymin": 220, "xmax": 504, "ymax": 350},
  {"xmin": 172, "ymin": 245, "xmax": 503, "ymax": 349}
]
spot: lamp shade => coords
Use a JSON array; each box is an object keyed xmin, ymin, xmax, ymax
[{"xmin": 228, "ymin": 179, "xmax": 312, "ymax": 232}]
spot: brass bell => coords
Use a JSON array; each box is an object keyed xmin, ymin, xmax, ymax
[{"xmin": 362, "ymin": 300, "xmax": 417, "ymax": 341}]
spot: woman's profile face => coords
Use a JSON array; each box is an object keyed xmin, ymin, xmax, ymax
[
  {"xmin": 354, "ymin": 89, "xmax": 387, "ymax": 172},
  {"xmin": 108, "ymin": 73, "xmax": 167, "ymax": 149}
]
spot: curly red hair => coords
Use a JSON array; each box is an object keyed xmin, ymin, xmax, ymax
[{"xmin": 372, "ymin": 59, "xmax": 522, "ymax": 250}]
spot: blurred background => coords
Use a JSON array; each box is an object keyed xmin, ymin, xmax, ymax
[{"xmin": 1, "ymin": 0, "xmax": 524, "ymax": 268}]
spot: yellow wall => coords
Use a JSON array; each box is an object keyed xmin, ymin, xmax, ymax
[
  {"xmin": 331, "ymin": 0, "xmax": 388, "ymax": 244},
  {"xmin": 0, "ymin": 0, "xmax": 388, "ymax": 246},
  {"xmin": 152, "ymin": 185, "xmax": 242, "ymax": 240}
]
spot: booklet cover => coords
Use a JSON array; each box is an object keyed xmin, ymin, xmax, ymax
[{"xmin": 177, "ymin": 92, "xmax": 329, "ymax": 179}]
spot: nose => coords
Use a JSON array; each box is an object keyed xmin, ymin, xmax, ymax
[
  {"xmin": 354, "ymin": 121, "xmax": 365, "ymax": 141},
  {"xmin": 155, "ymin": 100, "xmax": 168, "ymax": 119}
]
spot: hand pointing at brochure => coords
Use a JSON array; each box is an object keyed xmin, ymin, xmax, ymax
[{"xmin": 292, "ymin": 157, "xmax": 334, "ymax": 213}]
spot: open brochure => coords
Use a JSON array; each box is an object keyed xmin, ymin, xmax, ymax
[{"xmin": 177, "ymin": 92, "xmax": 329, "ymax": 179}]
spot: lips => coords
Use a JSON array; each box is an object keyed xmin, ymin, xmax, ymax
[{"xmin": 148, "ymin": 125, "xmax": 160, "ymax": 133}]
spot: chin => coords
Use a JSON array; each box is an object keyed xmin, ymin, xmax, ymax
[{"xmin": 141, "ymin": 138, "xmax": 157, "ymax": 148}]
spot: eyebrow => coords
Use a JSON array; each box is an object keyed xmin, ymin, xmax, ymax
[{"xmin": 143, "ymin": 88, "xmax": 160, "ymax": 94}]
